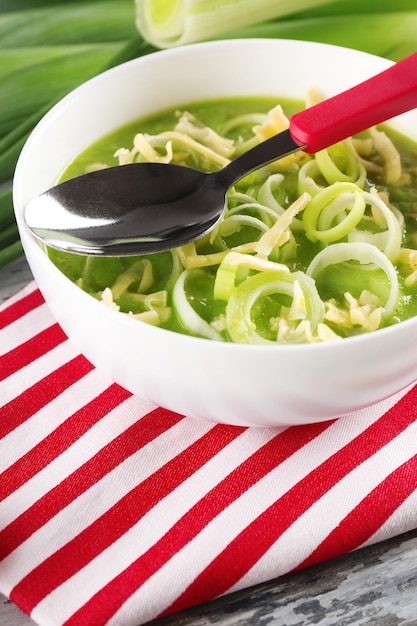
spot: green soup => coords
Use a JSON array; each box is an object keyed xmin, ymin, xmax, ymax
[{"xmin": 47, "ymin": 96, "xmax": 417, "ymax": 344}]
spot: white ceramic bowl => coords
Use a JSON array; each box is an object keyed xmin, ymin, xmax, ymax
[{"xmin": 13, "ymin": 39, "xmax": 417, "ymax": 427}]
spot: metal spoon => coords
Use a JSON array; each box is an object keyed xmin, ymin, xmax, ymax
[{"xmin": 25, "ymin": 51, "xmax": 417, "ymax": 256}]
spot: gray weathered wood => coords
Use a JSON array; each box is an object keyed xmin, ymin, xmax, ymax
[
  {"xmin": 152, "ymin": 529, "xmax": 417, "ymax": 625},
  {"xmin": 1, "ymin": 530, "xmax": 417, "ymax": 625}
]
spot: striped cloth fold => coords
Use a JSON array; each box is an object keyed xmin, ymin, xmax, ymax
[{"xmin": 1, "ymin": 281, "xmax": 417, "ymax": 626}]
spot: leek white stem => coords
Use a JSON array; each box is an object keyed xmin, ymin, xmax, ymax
[{"xmin": 135, "ymin": 0, "xmax": 341, "ymax": 48}]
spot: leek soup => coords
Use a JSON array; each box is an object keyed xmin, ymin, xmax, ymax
[{"xmin": 47, "ymin": 96, "xmax": 417, "ymax": 345}]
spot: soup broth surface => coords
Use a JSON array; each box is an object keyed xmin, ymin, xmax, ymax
[{"xmin": 48, "ymin": 97, "xmax": 417, "ymax": 344}]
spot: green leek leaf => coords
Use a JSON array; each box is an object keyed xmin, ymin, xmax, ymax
[
  {"xmin": 292, "ymin": 0, "xmax": 417, "ymax": 18},
  {"xmin": 219, "ymin": 12, "xmax": 417, "ymax": 61},
  {"xmin": 0, "ymin": 188, "xmax": 13, "ymax": 229},
  {"xmin": 0, "ymin": 0, "xmax": 157, "ymax": 266},
  {"xmin": 0, "ymin": 44, "xmax": 124, "ymax": 137},
  {"xmin": 0, "ymin": 1, "xmax": 136, "ymax": 47},
  {"xmin": 0, "ymin": 0, "xmax": 116, "ymax": 10},
  {"xmin": 0, "ymin": 240, "xmax": 23, "ymax": 269},
  {"xmin": 0, "ymin": 45, "xmax": 102, "ymax": 79}
]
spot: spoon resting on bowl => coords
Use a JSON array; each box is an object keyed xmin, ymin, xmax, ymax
[{"xmin": 25, "ymin": 51, "xmax": 417, "ymax": 256}]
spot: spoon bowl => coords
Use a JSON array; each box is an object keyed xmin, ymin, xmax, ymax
[{"xmin": 25, "ymin": 163, "xmax": 221, "ymax": 255}]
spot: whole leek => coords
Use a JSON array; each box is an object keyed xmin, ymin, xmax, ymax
[
  {"xmin": 135, "ymin": 0, "xmax": 417, "ymax": 56},
  {"xmin": 135, "ymin": 0, "xmax": 340, "ymax": 48}
]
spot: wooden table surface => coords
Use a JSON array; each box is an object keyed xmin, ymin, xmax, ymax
[{"xmin": 2, "ymin": 256, "xmax": 417, "ymax": 626}]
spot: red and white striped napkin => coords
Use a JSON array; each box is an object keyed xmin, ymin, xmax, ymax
[{"xmin": 2, "ymin": 281, "xmax": 417, "ymax": 626}]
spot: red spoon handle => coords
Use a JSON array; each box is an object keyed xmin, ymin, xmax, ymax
[{"xmin": 289, "ymin": 51, "xmax": 417, "ymax": 154}]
